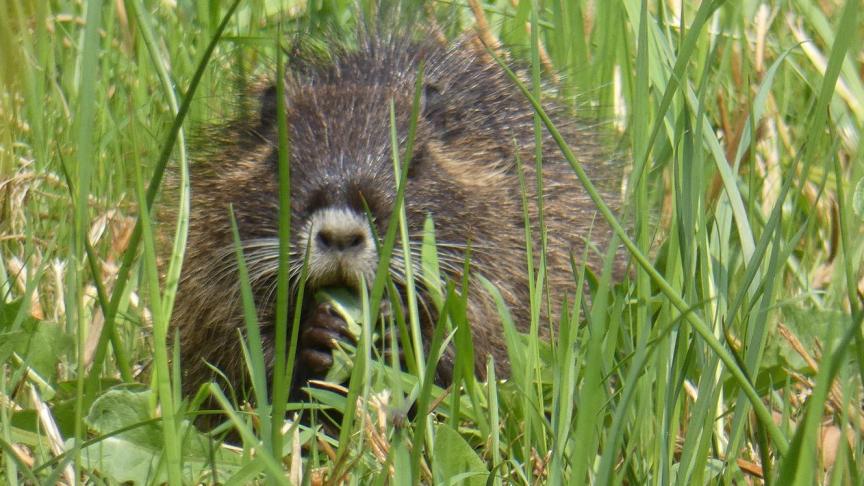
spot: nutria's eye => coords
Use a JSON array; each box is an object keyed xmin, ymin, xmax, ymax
[
  {"xmin": 305, "ymin": 188, "xmax": 331, "ymax": 215},
  {"xmin": 406, "ymin": 146, "xmax": 428, "ymax": 180},
  {"xmin": 406, "ymin": 159, "xmax": 420, "ymax": 180},
  {"xmin": 421, "ymin": 84, "xmax": 444, "ymax": 130},
  {"xmin": 422, "ymin": 84, "xmax": 443, "ymax": 114},
  {"xmin": 422, "ymin": 83, "xmax": 462, "ymax": 142}
]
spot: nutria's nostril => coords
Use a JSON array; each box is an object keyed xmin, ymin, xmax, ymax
[{"xmin": 316, "ymin": 228, "xmax": 366, "ymax": 252}]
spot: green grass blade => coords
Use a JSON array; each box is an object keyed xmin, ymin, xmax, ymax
[
  {"xmin": 489, "ymin": 46, "xmax": 790, "ymax": 456},
  {"xmin": 84, "ymin": 0, "xmax": 243, "ymax": 401}
]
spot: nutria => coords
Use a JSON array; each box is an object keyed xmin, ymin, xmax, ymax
[{"xmin": 171, "ymin": 32, "xmax": 621, "ymax": 404}]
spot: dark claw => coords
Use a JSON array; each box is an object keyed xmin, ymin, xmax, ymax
[
  {"xmin": 298, "ymin": 348, "xmax": 333, "ymax": 375},
  {"xmin": 300, "ymin": 304, "xmax": 355, "ymax": 348},
  {"xmin": 296, "ymin": 302, "xmax": 354, "ymax": 379},
  {"xmin": 301, "ymin": 325, "xmax": 345, "ymax": 351}
]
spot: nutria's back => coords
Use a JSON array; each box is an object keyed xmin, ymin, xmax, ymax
[{"xmin": 172, "ymin": 34, "xmax": 621, "ymax": 400}]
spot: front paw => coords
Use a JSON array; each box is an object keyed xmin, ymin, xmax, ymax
[{"xmin": 297, "ymin": 303, "xmax": 356, "ymax": 378}]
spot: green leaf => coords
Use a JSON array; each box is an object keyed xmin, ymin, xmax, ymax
[
  {"xmin": 84, "ymin": 388, "xmax": 162, "ymax": 447},
  {"xmin": 316, "ymin": 286, "xmax": 363, "ymax": 335},
  {"xmin": 0, "ymin": 299, "xmax": 71, "ymax": 380},
  {"xmin": 70, "ymin": 388, "xmax": 243, "ymax": 484},
  {"xmin": 0, "ymin": 297, "xmax": 34, "ymax": 330},
  {"xmin": 316, "ymin": 286, "xmax": 369, "ymax": 383},
  {"xmin": 432, "ymin": 423, "xmax": 489, "ymax": 486}
]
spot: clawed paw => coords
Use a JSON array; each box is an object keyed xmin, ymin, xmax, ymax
[{"xmin": 297, "ymin": 303, "xmax": 356, "ymax": 376}]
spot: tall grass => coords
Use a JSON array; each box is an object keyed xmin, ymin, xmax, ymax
[{"xmin": 1, "ymin": 0, "xmax": 862, "ymax": 484}]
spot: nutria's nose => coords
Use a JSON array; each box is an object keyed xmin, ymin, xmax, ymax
[
  {"xmin": 305, "ymin": 207, "xmax": 376, "ymax": 288},
  {"xmin": 316, "ymin": 228, "xmax": 366, "ymax": 252},
  {"xmin": 309, "ymin": 207, "xmax": 372, "ymax": 257}
]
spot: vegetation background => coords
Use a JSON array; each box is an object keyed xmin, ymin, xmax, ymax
[{"xmin": 1, "ymin": 0, "xmax": 862, "ymax": 484}]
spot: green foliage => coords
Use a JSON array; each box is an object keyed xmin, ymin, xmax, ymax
[
  {"xmin": 432, "ymin": 423, "xmax": 489, "ymax": 486},
  {"xmin": 1, "ymin": 0, "xmax": 863, "ymax": 484},
  {"xmin": 73, "ymin": 388, "xmax": 243, "ymax": 484},
  {"xmin": 1, "ymin": 299, "xmax": 73, "ymax": 381}
]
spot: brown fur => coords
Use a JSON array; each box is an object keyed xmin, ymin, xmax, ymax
[{"xmin": 171, "ymin": 34, "xmax": 622, "ymax": 402}]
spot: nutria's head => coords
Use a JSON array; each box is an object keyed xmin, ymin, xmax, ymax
[{"xmin": 224, "ymin": 43, "xmax": 524, "ymax": 305}]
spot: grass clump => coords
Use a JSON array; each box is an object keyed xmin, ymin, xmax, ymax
[{"xmin": 1, "ymin": 0, "xmax": 863, "ymax": 484}]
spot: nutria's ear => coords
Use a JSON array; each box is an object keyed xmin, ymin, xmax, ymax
[
  {"xmin": 258, "ymin": 82, "xmax": 294, "ymax": 127},
  {"xmin": 257, "ymin": 84, "xmax": 278, "ymax": 126},
  {"xmin": 422, "ymin": 82, "xmax": 461, "ymax": 141}
]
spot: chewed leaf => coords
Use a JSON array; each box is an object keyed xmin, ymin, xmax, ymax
[
  {"xmin": 315, "ymin": 287, "xmax": 362, "ymax": 337},
  {"xmin": 315, "ymin": 287, "xmax": 369, "ymax": 383},
  {"xmin": 326, "ymin": 341, "xmax": 357, "ymax": 384}
]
